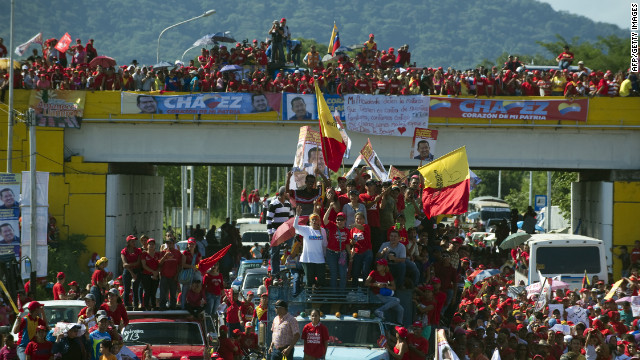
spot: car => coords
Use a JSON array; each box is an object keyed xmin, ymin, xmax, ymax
[
  {"xmin": 241, "ymin": 268, "xmax": 269, "ymax": 301},
  {"xmin": 241, "ymin": 231, "xmax": 269, "ymax": 249},
  {"xmin": 123, "ymin": 310, "xmax": 218, "ymax": 360},
  {"xmin": 231, "ymin": 259, "xmax": 265, "ymax": 292},
  {"xmin": 176, "ymin": 240, "xmax": 189, "ymax": 252},
  {"xmin": 293, "ymin": 314, "xmax": 390, "ymax": 360},
  {"xmin": 12, "ymin": 300, "xmax": 86, "ymax": 330}
]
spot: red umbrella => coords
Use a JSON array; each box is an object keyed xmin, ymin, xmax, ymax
[
  {"xmin": 197, "ymin": 244, "xmax": 232, "ymax": 275},
  {"xmin": 89, "ymin": 55, "xmax": 117, "ymax": 69},
  {"xmin": 270, "ymin": 216, "xmax": 308, "ymax": 247}
]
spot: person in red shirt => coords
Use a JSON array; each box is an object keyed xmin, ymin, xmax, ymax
[
  {"xmin": 239, "ymin": 323, "xmax": 259, "ymax": 355},
  {"xmin": 473, "ymin": 73, "xmax": 487, "ymax": 98},
  {"xmin": 323, "ymin": 209, "xmax": 351, "ymax": 289},
  {"xmin": 223, "ymin": 290, "xmax": 243, "ymax": 333},
  {"xmin": 217, "ymin": 325, "xmax": 239, "ymax": 360},
  {"xmin": 360, "ymin": 179, "xmax": 389, "ymax": 257},
  {"xmin": 350, "ymin": 212, "xmax": 373, "ymax": 287},
  {"xmin": 100, "ymin": 288, "xmax": 129, "ymax": 329},
  {"xmin": 301, "ymin": 309, "xmax": 329, "ymax": 360},
  {"xmin": 180, "ymin": 239, "xmax": 201, "ymax": 309},
  {"xmin": 556, "ymin": 45, "xmax": 574, "ymax": 70},
  {"xmin": 407, "ymin": 322, "xmax": 429, "ymax": 360},
  {"xmin": 366, "ymin": 259, "xmax": 404, "ymax": 324},
  {"xmin": 203, "ymin": 262, "xmax": 224, "ymax": 315},
  {"xmin": 24, "ymin": 325, "xmax": 52, "ymax": 360},
  {"xmin": 252, "ymin": 293, "xmax": 269, "ymax": 328},
  {"xmin": 90, "ymin": 257, "xmax": 110, "ymax": 305},
  {"xmin": 240, "ymin": 292, "xmax": 255, "ymax": 325},
  {"xmin": 158, "ymin": 238, "xmax": 182, "ymax": 310},
  {"xmin": 184, "ymin": 279, "xmax": 206, "ymax": 317},
  {"xmin": 121, "ymin": 234, "xmax": 141, "ymax": 310},
  {"xmin": 52, "ymin": 272, "xmax": 66, "ymax": 300}
]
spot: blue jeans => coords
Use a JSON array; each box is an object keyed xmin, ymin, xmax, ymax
[
  {"xmin": 270, "ymin": 347, "xmax": 295, "ymax": 360},
  {"xmin": 388, "ymin": 262, "xmax": 406, "ymax": 288},
  {"xmin": 90, "ymin": 285, "xmax": 103, "ymax": 306},
  {"xmin": 351, "ymin": 250, "xmax": 373, "ymax": 287},
  {"xmin": 271, "ymin": 244, "xmax": 281, "ymax": 274},
  {"xmin": 206, "ymin": 293, "xmax": 221, "ymax": 315},
  {"xmin": 241, "ymin": 201, "xmax": 249, "ymax": 214},
  {"xmin": 559, "ymin": 60, "xmax": 571, "ymax": 70},
  {"xmin": 376, "ymin": 293, "xmax": 404, "ymax": 325},
  {"xmin": 17, "ymin": 347, "xmax": 25, "ymax": 360},
  {"xmin": 122, "ymin": 268, "xmax": 140, "ymax": 307},
  {"xmin": 326, "ymin": 250, "xmax": 347, "ymax": 289},
  {"xmin": 290, "ymin": 267, "xmax": 303, "ymax": 296},
  {"xmin": 159, "ymin": 276, "xmax": 178, "ymax": 310}
]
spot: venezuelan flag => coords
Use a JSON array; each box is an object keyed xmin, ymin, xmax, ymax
[
  {"xmin": 315, "ymin": 82, "xmax": 346, "ymax": 172},
  {"xmin": 418, "ymin": 146, "xmax": 470, "ymax": 218},
  {"xmin": 327, "ymin": 23, "xmax": 340, "ymax": 56}
]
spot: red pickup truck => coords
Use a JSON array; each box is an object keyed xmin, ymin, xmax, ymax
[{"xmin": 122, "ymin": 311, "xmax": 218, "ymax": 360}]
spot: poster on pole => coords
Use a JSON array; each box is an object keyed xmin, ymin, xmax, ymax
[
  {"xmin": 290, "ymin": 126, "xmax": 328, "ymax": 190},
  {"xmin": 344, "ymin": 94, "xmax": 429, "ymax": 136},
  {"xmin": 410, "ymin": 128, "xmax": 438, "ymax": 163},
  {"xmin": 387, "ymin": 166, "xmax": 407, "ymax": 181},
  {"xmin": 0, "ymin": 173, "xmax": 21, "ymax": 260},
  {"xmin": 360, "ymin": 139, "xmax": 387, "ymax": 181}
]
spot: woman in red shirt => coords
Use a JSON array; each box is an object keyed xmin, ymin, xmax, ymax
[
  {"xmin": 350, "ymin": 212, "xmax": 372, "ymax": 287},
  {"xmin": 301, "ymin": 309, "xmax": 329, "ymax": 360},
  {"xmin": 365, "ymin": 259, "xmax": 404, "ymax": 324},
  {"xmin": 387, "ymin": 326, "xmax": 409, "ymax": 360},
  {"xmin": 121, "ymin": 235, "xmax": 141, "ymax": 310},
  {"xmin": 100, "ymin": 288, "xmax": 129, "ymax": 329},
  {"xmin": 140, "ymin": 238, "xmax": 161, "ymax": 310},
  {"xmin": 323, "ymin": 209, "xmax": 350, "ymax": 289},
  {"xmin": 91, "ymin": 257, "xmax": 110, "ymax": 305},
  {"xmin": 203, "ymin": 263, "xmax": 224, "ymax": 315}
]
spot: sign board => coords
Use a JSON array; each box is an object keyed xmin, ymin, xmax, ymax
[{"xmin": 535, "ymin": 195, "xmax": 547, "ymax": 212}]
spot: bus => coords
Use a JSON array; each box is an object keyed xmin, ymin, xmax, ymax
[{"xmin": 514, "ymin": 234, "xmax": 607, "ymax": 289}]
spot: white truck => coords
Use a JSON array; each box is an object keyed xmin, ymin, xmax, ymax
[{"xmin": 514, "ymin": 234, "xmax": 607, "ymax": 289}]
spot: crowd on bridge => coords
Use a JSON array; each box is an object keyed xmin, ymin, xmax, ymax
[{"xmin": 1, "ymin": 20, "xmax": 639, "ymax": 101}]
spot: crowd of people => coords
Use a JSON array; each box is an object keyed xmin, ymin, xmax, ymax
[{"xmin": 1, "ymin": 27, "xmax": 638, "ymax": 100}]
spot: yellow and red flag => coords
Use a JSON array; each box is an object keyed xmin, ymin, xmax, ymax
[
  {"xmin": 315, "ymin": 82, "xmax": 346, "ymax": 172},
  {"xmin": 418, "ymin": 146, "xmax": 470, "ymax": 218}
]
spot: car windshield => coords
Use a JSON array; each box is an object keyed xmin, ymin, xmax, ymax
[
  {"xmin": 242, "ymin": 232, "xmax": 269, "ymax": 244},
  {"xmin": 38, "ymin": 306, "xmax": 84, "ymax": 327},
  {"xmin": 480, "ymin": 209, "xmax": 511, "ymax": 221},
  {"xmin": 243, "ymin": 273, "xmax": 264, "ymax": 289},
  {"xmin": 238, "ymin": 262, "xmax": 262, "ymax": 278},
  {"xmin": 536, "ymin": 246, "xmax": 601, "ymax": 274},
  {"xmin": 297, "ymin": 320, "xmax": 382, "ymax": 347},
  {"xmin": 122, "ymin": 322, "xmax": 203, "ymax": 345}
]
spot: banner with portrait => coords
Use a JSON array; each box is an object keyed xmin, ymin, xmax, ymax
[
  {"xmin": 410, "ymin": 128, "xmax": 438, "ymax": 163},
  {"xmin": 429, "ymin": 96, "xmax": 589, "ymax": 121},
  {"xmin": 29, "ymin": 90, "xmax": 86, "ymax": 128},
  {"xmin": 387, "ymin": 165, "xmax": 407, "ymax": 181},
  {"xmin": 344, "ymin": 94, "xmax": 429, "ymax": 136},
  {"xmin": 290, "ymin": 126, "xmax": 329, "ymax": 190},
  {"xmin": 0, "ymin": 173, "xmax": 21, "ymax": 260},
  {"xmin": 282, "ymin": 93, "xmax": 318, "ymax": 121},
  {"xmin": 120, "ymin": 92, "xmax": 282, "ymax": 115},
  {"xmin": 360, "ymin": 139, "xmax": 387, "ymax": 181}
]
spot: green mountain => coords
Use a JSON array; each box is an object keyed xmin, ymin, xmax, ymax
[{"xmin": 1, "ymin": 0, "xmax": 626, "ymax": 69}]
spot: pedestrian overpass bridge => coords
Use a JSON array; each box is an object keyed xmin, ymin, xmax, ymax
[
  {"xmin": 61, "ymin": 93, "xmax": 638, "ymax": 170},
  {"xmin": 4, "ymin": 91, "xmax": 640, "ymax": 281}
]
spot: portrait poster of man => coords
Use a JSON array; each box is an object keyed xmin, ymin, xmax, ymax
[
  {"xmin": 360, "ymin": 139, "xmax": 388, "ymax": 181},
  {"xmin": 410, "ymin": 128, "xmax": 438, "ymax": 163},
  {"xmin": 284, "ymin": 94, "xmax": 317, "ymax": 121},
  {"xmin": 290, "ymin": 126, "xmax": 328, "ymax": 189}
]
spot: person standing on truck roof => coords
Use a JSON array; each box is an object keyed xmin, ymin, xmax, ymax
[
  {"xmin": 158, "ymin": 237, "xmax": 182, "ymax": 311},
  {"xmin": 269, "ymin": 300, "xmax": 299, "ymax": 360}
]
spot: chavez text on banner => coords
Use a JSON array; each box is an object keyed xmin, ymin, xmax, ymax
[
  {"xmin": 429, "ymin": 96, "xmax": 589, "ymax": 121},
  {"xmin": 29, "ymin": 90, "xmax": 86, "ymax": 128},
  {"xmin": 121, "ymin": 92, "xmax": 281, "ymax": 115},
  {"xmin": 418, "ymin": 146, "xmax": 470, "ymax": 219}
]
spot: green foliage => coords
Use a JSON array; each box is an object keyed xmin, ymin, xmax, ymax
[
  {"xmin": 535, "ymin": 35, "xmax": 631, "ymax": 72},
  {"xmin": 1, "ymin": 0, "xmax": 626, "ymax": 69},
  {"xmin": 47, "ymin": 233, "xmax": 90, "ymax": 284}
]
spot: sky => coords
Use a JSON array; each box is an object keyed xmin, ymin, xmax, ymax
[{"xmin": 537, "ymin": 0, "xmax": 634, "ymax": 30}]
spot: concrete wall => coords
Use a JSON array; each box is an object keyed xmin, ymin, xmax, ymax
[
  {"xmin": 105, "ymin": 175, "xmax": 164, "ymax": 270},
  {"xmin": 571, "ymin": 181, "xmax": 613, "ymax": 270},
  {"xmin": 612, "ymin": 182, "xmax": 640, "ymax": 278}
]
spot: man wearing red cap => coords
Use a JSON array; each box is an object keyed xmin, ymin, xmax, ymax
[
  {"xmin": 13, "ymin": 301, "xmax": 47, "ymax": 359},
  {"xmin": 407, "ymin": 322, "xmax": 429, "ymax": 360},
  {"xmin": 25, "ymin": 324, "xmax": 52, "ymax": 360},
  {"xmin": 53, "ymin": 272, "xmax": 67, "ymax": 300}
]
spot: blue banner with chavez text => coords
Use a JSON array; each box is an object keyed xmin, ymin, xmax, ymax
[{"xmin": 120, "ymin": 92, "xmax": 282, "ymax": 115}]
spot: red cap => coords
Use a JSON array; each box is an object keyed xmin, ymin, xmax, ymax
[
  {"xmin": 27, "ymin": 301, "xmax": 42, "ymax": 311},
  {"xmin": 57, "ymin": 272, "xmax": 65, "ymax": 279},
  {"xmin": 376, "ymin": 259, "xmax": 388, "ymax": 266},
  {"xmin": 232, "ymin": 329, "xmax": 242, "ymax": 336},
  {"xmin": 68, "ymin": 281, "xmax": 78, "ymax": 286},
  {"xmin": 412, "ymin": 321, "xmax": 423, "ymax": 329},
  {"xmin": 336, "ymin": 212, "xmax": 346, "ymax": 218},
  {"xmin": 281, "ymin": 18, "xmax": 286, "ymax": 22},
  {"xmin": 126, "ymin": 235, "xmax": 137, "ymax": 242},
  {"xmin": 245, "ymin": 322, "xmax": 253, "ymax": 328},
  {"xmin": 395, "ymin": 326, "xmax": 408, "ymax": 338},
  {"xmin": 187, "ymin": 238, "xmax": 196, "ymax": 244},
  {"xmin": 517, "ymin": 324, "xmax": 525, "ymax": 330},
  {"xmin": 147, "ymin": 238, "xmax": 156, "ymax": 244},
  {"xmin": 219, "ymin": 325, "xmax": 228, "ymax": 332}
]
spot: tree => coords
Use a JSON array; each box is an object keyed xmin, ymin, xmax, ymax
[{"xmin": 536, "ymin": 34, "xmax": 630, "ymax": 72}]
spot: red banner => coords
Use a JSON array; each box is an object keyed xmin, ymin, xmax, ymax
[
  {"xmin": 429, "ymin": 97, "xmax": 588, "ymax": 122},
  {"xmin": 55, "ymin": 33, "xmax": 72, "ymax": 53}
]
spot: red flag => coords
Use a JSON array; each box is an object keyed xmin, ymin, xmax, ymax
[
  {"xmin": 55, "ymin": 33, "xmax": 72, "ymax": 53},
  {"xmin": 316, "ymin": 82, "xmax": 346, "ymax": 172},
  {"xmin": 197, "ymin": 244, "xmax": 232, "ymax": 275},
  {"xmin": 224, "ymin": 288, "xmax": 235, "ymax": 305}
]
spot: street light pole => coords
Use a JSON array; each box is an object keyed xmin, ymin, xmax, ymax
[{"xmin": 156, "ymin": 9, "xmax": 216, "ymax": 63}]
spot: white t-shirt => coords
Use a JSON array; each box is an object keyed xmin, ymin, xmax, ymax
[{"xmin": 294, "ymin": 216, "xmax": 327, "ymax": 264}]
